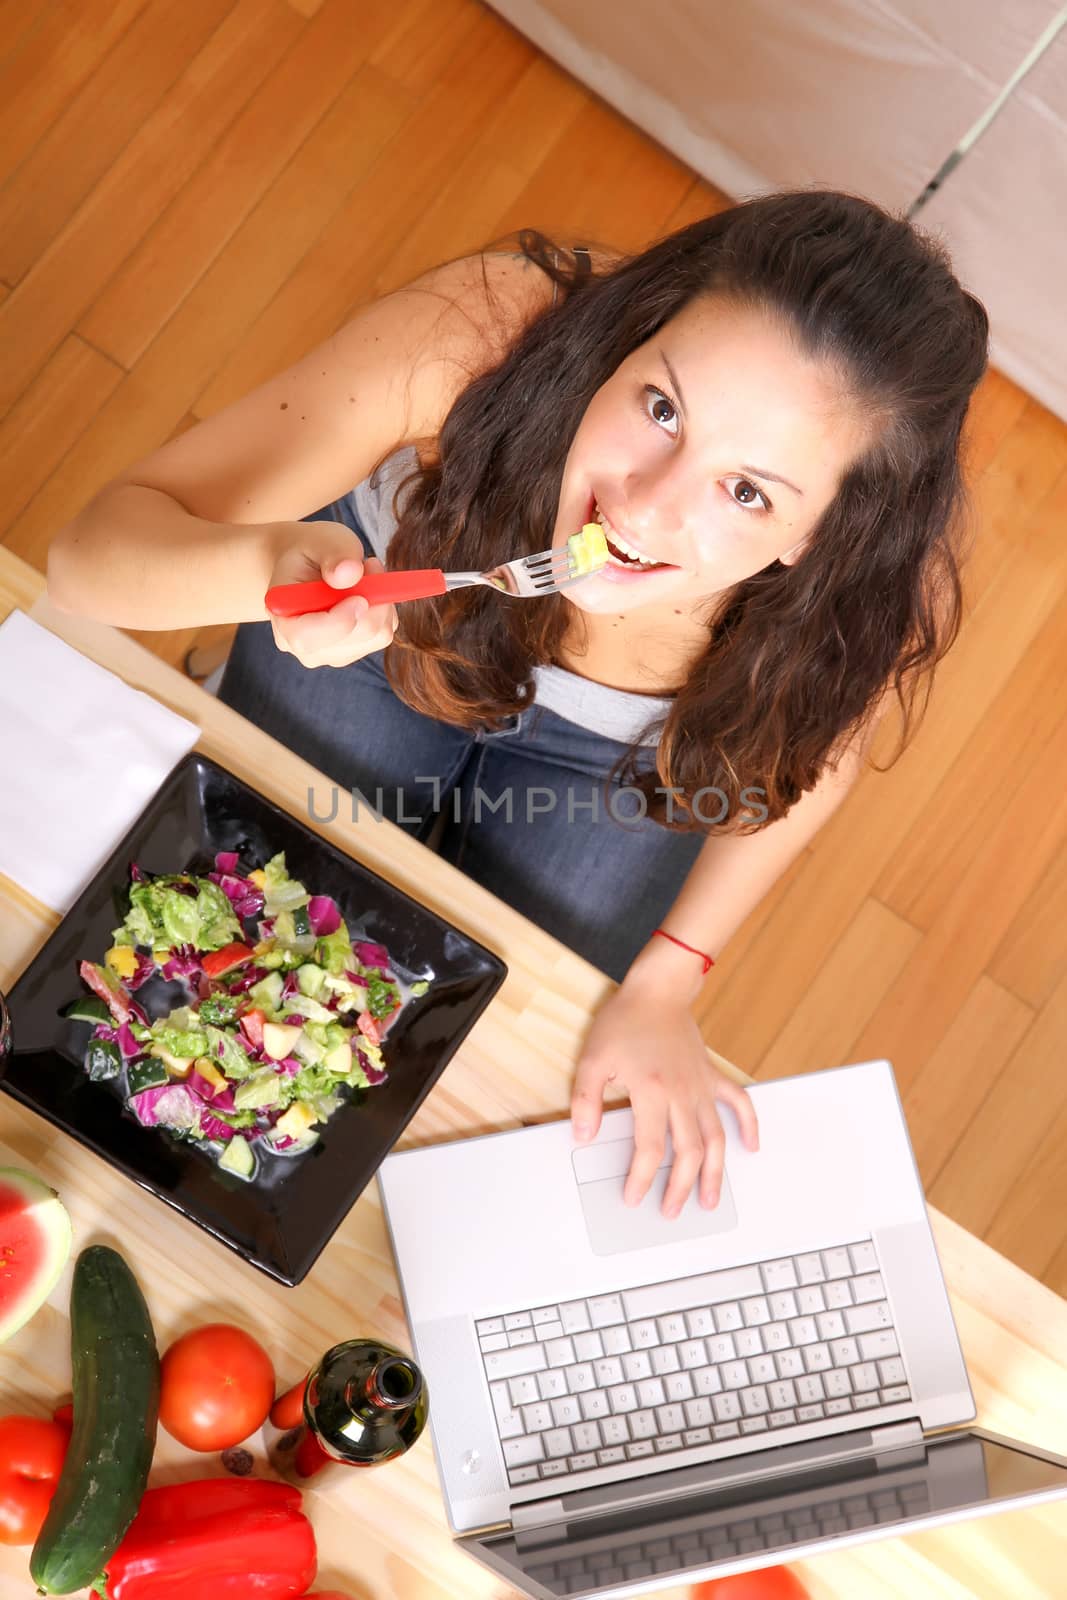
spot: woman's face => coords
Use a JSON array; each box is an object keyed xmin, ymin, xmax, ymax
[{"xmin": 552, "ymin": 295, "xmax": 872, "ymax": 616}]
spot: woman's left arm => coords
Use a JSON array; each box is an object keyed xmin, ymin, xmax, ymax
[{"xmin": 571, "ymin": 744, "xmax": 867, "ymax": 1216}]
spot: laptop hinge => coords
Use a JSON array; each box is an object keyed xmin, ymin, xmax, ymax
[
  {"xmin": 513, "ymin": 1498, "xmax": 566, "ymax": 1536},
  {"xmin": 511, "ymin": 1420, "xmax": 924, "ymax": 1532}
]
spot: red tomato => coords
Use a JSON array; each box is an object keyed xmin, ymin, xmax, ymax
[
  {"xmin": 239, "ymin": 1007, "xmax": 266, "ymax": 1049},
  {"xmin": 301, "ymin": 1593, "xmax": 359, "ymax": 1599},
  {"xmin": 159, "ymin": 1324, "xmax": 276, "ymax": 1452},
  {"xmin": 356, "ymin": 1012, "xmax": 384, "ymax": 1045},
  {"xmin": 202, "ymin": 942, "xmax": 255, "ymax": 977},
  {"xmin": 0, "ymin": 1415, "xmax": 71, "ymax": 1545},
  {"xmin": 692, "ymin": 1570, "xmax": 811, "ymax": 1600}
]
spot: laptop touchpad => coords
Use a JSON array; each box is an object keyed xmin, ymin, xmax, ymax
[{"xmin": 572, "ymin": 1138, "xmax": 738, "ymax": 1256}]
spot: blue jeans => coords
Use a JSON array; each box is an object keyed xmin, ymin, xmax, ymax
[{"xmin": 218, "ymin": 500, "xmax": 702, "ymax": 980}]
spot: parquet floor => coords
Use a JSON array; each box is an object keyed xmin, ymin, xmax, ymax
[{"xmin": 2, "ymin": 0, "xmax": 1064, "ymax": 1293}]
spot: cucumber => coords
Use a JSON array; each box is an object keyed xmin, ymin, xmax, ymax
[
  {"xmin": 64, "ymin": 997, "xmax": 112, "ymax": 1025},
  {"xmin": 218, "ymin": 1136, "xmax": 255, "ymax": 1178},
  {"xmin": 247, "ymin": 970, "xmax": 284, "ymax": 1012},
  {"xmin": 30, "ymin": 1246, "xmax": 159, "ymax": 1594},
  {"xmin": 295, "ymin": 962, "xmax": 327, "ymax": 998},
  {"xmin": 127, "ymin": 1057, "xmax": 168, "ymax": 1094},
  {"xmin": 86, "ymin": 1039, "xmax": 121, "ymax": 1082}
]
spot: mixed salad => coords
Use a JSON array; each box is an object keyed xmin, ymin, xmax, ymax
[{"xmin": 66, "ymin": 852, "xmax": 427, "ymax": 1181}]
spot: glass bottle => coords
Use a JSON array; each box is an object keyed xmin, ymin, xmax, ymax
[{"xmin": 270, "ymin": 1338, "xmax": 428, "ymax": 1480}]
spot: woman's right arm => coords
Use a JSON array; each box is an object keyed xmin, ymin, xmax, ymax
[{"xmin": 46, "ymin": 253, "xmax": 553, "ymax": 632}]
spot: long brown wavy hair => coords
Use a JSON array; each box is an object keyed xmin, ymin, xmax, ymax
[{"xmin": 383, "ymin": 190, "xmax": 989, "ymax": 830}]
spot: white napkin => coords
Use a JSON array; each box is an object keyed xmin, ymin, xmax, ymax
[{"xmin": 0, "ymin": 611, "xmax": 200, "ymax": 912}]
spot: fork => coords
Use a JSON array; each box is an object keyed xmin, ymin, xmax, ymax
[{"xmin": 265, "ymin": 543, "xmax": 596, "ymax": 618}]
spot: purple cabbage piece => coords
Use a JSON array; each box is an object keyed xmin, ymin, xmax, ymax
[
  {"xmin": 199, "ymin": 1113, "xmax": 237, "ymax": 1143},
  {"xmin": 210, "ymin": 872, "xmax": 265, "ymax": 920},
  {"xmin": 214, "ymin": 851, "xmax": 240, "ymax": 875},
  {"xmin": 268, "ymin": 1134, "xmax": 298, "ymax": 1151},
  {"xmin": 308, "ymin": 895, "xmax": 341, "ymax": 936},
  {"xmin": 277, "ymin": 1058, "xmax": 301, "ymax": 1076},
  {"xmin": 281, "ymin": 970, "xmax": 301, "ymax": 1002},
  {"xmin": 343, "ymin": 970, "xmax": 369, "ymax": 990},
  {"xmin": 128, "ymin": 999, "xmax": 149, "ymax": 1028},
  {"xmin": 127, "ymin": 951, "xmax": 156, "ymax": 991},
  {"xmin": 259, "ymin": 917, "xmax": 275, "ymax": 937},
  {"xmin": 129, "ymin": 1083, "xmax": 200, "ymax": 1130},
  {"xmin": 129, "ymin": 861, "xmax": 147, "ymax": 883},
  {"xmin": 116, "ymin": 1022, "xmax": 143, "ymax": 1059},
  {"xmin": 161, "ymin": 950, "xmax": 202, "ymax": 981},
  {"xmin": 228, "ymin": 964, "xmax": 269, "ymax": 994},
  {"xmin": 357, "ymin": 1048, "xmax": 387, "ymax": 1086},
  {"xmin": 189, "ymin": 1069, "xmax": 234, "ymax": 1106},
  {"xmin": 283, "ymin": 1012, "xmax": 305, "ymax": 1027},
  {"xmin": 353, "ymin": 941, "xmax": 391, "ymax": 972}
]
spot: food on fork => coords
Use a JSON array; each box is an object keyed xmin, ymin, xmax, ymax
[{"xmin": 566, "ymin": 521, "xmax": 609, "ymax": 577}]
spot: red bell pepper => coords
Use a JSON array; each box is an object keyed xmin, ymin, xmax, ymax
[
  {"xmin": 201, "ymin": 942, "xmax": 255, "ymax": 978},
  {"xmin": 102, "ymin": 1479, "xmax": 316, "ymax": 1599},
  {"xmin": 269, "ymin": 1379, "xmax": 331, "ymax": 1479}
]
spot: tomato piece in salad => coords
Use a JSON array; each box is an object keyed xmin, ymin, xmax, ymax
[
  {"xmin": 239, "ymin": 1007, "xmax": 266, "ymax": 1049},
  {"xmin": 356, "ymin": 1005, "xmax": 399, "ymax": 1046},
  {"xmin": 201, "ymin": 941, "xmax": 256, "ymax": 978},
  {"xmin": 78, "ymin": 959, "xmax": 135, "ymax": 1024}
]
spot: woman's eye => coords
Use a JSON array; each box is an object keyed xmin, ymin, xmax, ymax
[
  {"xmin": 723, "ymin": 476, "xmax": 771, "ymax": 512},
  {"xmin": 644, "ymin": 387, "xmax": 679, "ymax": 435}
]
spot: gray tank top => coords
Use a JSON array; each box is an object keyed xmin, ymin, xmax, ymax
[{"xmin": 350, "ymin": 446, "xmax": 673, "ymax": 748}]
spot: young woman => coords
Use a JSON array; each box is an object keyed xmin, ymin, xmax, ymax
[{"xmin": 48, "ymin": 191, "xmax": 989, "ymax": 1218}]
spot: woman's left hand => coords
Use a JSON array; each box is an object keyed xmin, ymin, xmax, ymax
[{"xmin": 570, "ymin": 974, "xmax": 759, "ymax": 1218}]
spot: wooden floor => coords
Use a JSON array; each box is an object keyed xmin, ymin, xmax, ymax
[{"xmin": 2, "ymin": 0, "xmax": 1065, "ymax": 1296}]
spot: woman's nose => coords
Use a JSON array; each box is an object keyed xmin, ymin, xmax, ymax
[{"xmin": 621, "ymin": 460, "xmax": 692, "ymax": 541}]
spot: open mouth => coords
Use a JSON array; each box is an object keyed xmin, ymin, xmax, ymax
[{"xmin": 592, "ymin": 498, "xmax": 672, "ymax": 572}]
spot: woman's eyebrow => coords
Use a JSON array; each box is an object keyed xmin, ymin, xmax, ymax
[
  {"xmin": 659, "ymin": 349, "xmax": 804, "ymax": 498},
  {"xmin": 740, "ymin": 465, "xmax": 804, "ymax": 497}
]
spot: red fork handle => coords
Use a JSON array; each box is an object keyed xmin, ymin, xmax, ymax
[{"xmin": 265, "ymin": 568, "xmax": 448, "ymax": 617}]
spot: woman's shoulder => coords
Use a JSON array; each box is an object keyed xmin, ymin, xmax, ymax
[{"xmin": 375, "ymin": 241, "xmax": 620, "ymax": 441}]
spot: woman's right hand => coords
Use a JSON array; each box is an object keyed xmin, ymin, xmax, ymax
[{"xmin": 267, "ymin": 521, "xmax": 398, "ymax": 669}]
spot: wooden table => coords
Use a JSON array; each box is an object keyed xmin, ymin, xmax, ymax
[{"xmin": 1, "ymin": 545, "xmax": 1064, "ymax": 1600}]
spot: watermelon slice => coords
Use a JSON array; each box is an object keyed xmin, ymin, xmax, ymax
[{"xmin": 0, "ymin": 1167, "xmax": 73, "ymax": 1344}]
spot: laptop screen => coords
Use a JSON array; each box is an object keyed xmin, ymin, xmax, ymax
[{"xmin": 461, "ymin": 1432, "xmax": 1067, "ymax": 1599}]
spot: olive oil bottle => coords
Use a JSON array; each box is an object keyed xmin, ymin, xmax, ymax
[{"xmin": 270, "ymin": 1338, "xmax": 427, "ymax": 1478}]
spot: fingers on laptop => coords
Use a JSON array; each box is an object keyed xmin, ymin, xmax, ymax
[
  {"xmin": 695, "ymin": 1100, "xmax": 726, "ymax": 1211},
  {"xmin": 623, "ymin": 1081, "xmax": 669, "ymax": 1210},
  {"xmin": 570, "ymin": 1053, "xmax": 612, "ymax": 1142},
  {"xmin": 716, "ymin": 1074, "xmax": 760, "ymax": 1153}
]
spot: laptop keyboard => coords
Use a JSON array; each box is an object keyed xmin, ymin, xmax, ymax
[{"xmin": 476, "ymin": 1240, "xmax": 911, "ymax": 1489}]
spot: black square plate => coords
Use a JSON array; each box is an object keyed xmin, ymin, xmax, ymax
[{"xmin": 2, "ymin": 753, "xmax": 506, "ymax": 1285}]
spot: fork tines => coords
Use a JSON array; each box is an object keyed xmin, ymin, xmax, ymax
[{"xmin": 522, "ymin": 549, "xmax": 580, "ymax": 589}]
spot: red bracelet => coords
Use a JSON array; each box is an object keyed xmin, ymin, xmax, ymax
[{"xmin": 651, "ymin": 928, "xmax": 715, "ymax": 975}]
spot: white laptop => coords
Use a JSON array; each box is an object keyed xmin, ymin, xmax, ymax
[{"xmin": 377, "ymin": 1059, "xmax": 1067, "ymax": 1598}]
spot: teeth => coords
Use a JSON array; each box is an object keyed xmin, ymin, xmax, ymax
[{"xmin": 594, "ymin": 502, "xmax": 662, "ymax": 567}]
